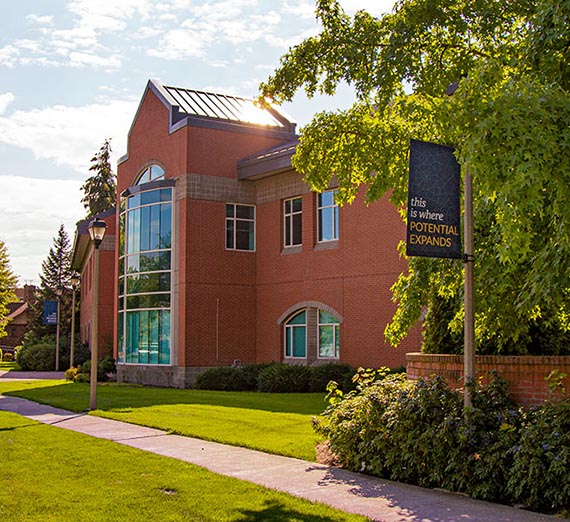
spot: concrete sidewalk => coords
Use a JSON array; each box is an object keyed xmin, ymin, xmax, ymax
[{"xmin": 0, "ymin": 394, "xmax": 562, "ymax": 522}]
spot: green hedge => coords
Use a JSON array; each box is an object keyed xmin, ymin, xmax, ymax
[
  {"xmin": 314, "ymin": 369, "xmax": 570, "ymax": 515},
  {"xmin": 16, "ymin": 335, "xmax": 90, "ymax": 371},
  {"xmin": 194, "ymin": 362, "xmax": 356, "ymax": 393}
]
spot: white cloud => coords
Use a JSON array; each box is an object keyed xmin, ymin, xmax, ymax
[
  {"xmin": 26, "ymin": 14, "xmax": 55, "ymax": 25},
  {"xmin": 0, "ymin": 93, "xmax": 15, "ymax": 115},
  {"xmin": 68, "ymin": 51, "xmax": 122, "ymax": 69},
  {"xmin": 0, "ymin": 45, "xmax": 19, "ymax": 68},
  {"xmin": 0, "ymin": 176, "xmax": 84, "ymax": 284},
  {"xmin": 148, "ymin": 28, "xmax": 210, "ymax": 59},
  {"xmin": 0, "ymin": 99, "xmax": 137, "ymax": 174}
]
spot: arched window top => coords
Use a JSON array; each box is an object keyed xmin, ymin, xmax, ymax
[
  {"xmin": 286, "ymin": 310, "xmax": 306, "ymax": 325},
  {"xmin": 136, "ymin": 164, "xmax": 165, "ymax": 185}
]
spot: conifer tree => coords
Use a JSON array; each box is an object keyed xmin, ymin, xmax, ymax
[
  {"xmin": 26, "ymin": 224, "xmax": 74, "ymax": 341},
  {"xmin": 81, "ymin": 138, "xmax": 116, "ymax": 217},
  {"xmin": 0, "ymin": 240, "xmax": 18, "ymax": 340}
]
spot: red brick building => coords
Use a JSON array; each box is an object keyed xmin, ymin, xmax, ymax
[{"xmin": 74, "ymin": 79, "xmax": 420, "ymax": 387}]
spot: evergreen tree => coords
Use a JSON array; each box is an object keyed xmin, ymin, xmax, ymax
[
  {"xmin": 0, "ymin": 240, "xmax": 18, "ymax": 340},
  {"xmin": 81, "ymin": 138, "xmax": 116, "ymax": 217},
  {"xmin": 26, "ymin": 224, "xmax": 74, "ymax": 341}
]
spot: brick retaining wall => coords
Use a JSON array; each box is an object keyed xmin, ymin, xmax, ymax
[{"xmin": 406, "ymin": 353, "xmax": 570, "ymax": 407}]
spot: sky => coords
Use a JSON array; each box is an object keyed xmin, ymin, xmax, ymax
[{"xmin": 0, "ymin": 0, "xmax": 396, "ymax": 285}]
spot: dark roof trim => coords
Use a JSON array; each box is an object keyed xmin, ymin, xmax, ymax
[
  {"xmin": 237, "ymin": 138, "xmax": 299, "ymax": 180},
  {"xmin": 121, "ymin": 178, "xmax": 175, "ymax": 198}
]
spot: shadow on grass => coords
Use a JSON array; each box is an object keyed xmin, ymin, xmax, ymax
[
  {"xmin": 0, "ymin": 381, "xmax": 328, "ymax": 416},
  {"xmin": 234, "ymin": 499, "xmax": 348, "ymax": 522}
]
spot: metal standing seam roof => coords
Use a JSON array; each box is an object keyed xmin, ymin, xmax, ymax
[{"xmin": 162, "ymin": 85, "xmax": 289, "ymax": 128}]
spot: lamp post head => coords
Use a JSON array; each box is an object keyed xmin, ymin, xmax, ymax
[
  {"xmin": 88, "ymin": 218, "xmax": 107, "ymax": 249},
  {"xmin": 70, "ymin": 272, "xmax": 80, "ymax": 288}
]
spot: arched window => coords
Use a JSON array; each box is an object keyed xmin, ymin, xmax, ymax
[
  {"xmin": 318, "ymin": 310, "xmax": 340, "ymax": 358},
  {"xmin": 284, "ymin": 310, "xmax": 306, "ymax": 358},
  {"xmin": 136, "ymin": 164, "xmax": 165, "ymax": 185}
]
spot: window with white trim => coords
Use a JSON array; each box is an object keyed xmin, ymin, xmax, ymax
[
  {"xmin": 284, "ymin": 196, "xmax": 302, "ymax": 247},
  {"xmin": 226, "ymin": 204, "xmax": 255, "ymax": 251},
  {"xmin": 318, "ymin": 310, "xmax": 340, "ymax": 358},
  {"xmin": 317, "ymin": 190, "xmax": 339, "ymax": 242},
  {"xmin": 284, "ymin": 310, "xmax": 307, "ymax": 358}
]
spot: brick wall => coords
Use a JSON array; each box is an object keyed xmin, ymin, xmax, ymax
[{"xmin": 406, "ymin": 353, "xmax": 570, "ymax": 407}]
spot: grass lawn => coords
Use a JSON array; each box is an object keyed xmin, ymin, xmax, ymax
[
  {"xmin": 0, "ymin": 410, "xmax": 369, "ymax": 522},
  {"xmin": 0, "ymin": 361, "xmax": 20, "ymax": 371},
  {"xmin": 0, "ymin": 379, "xmax": 328, "ymax": 461}
]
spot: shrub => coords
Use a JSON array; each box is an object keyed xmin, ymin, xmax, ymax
[
  {"xmin": 308, "ymin": 363, "xmax": 355, "ymax": 392},
  {"xmin": 314, "ymin": 369, "xmax": 570, "ymax": 514},
  {"xmin": 16, "ymin": 343, "xmax": 56, "ymax": 371},
  {"xmin": 258, "ymin": 363, "xmax": 312, "ymax": 393},
  {"xmin": 67, "ymin": 356, "xmax": 116, "ymax": 383},
  {"xmin": 194, "ymin": 363, "xmax": 272, "ymax": 391},
  {"xmin": 3, "ymin": 352, "xmax": 13, "ymax": 362}
]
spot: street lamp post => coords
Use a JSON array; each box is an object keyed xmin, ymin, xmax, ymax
[
  {"xmin": 88, "ymin": 218, "xmax": 107, "ymax": 411},
  {"xmin": 55, "ymin": 285, "xmax": 63, "ymax": 372},
  {"xmin": 69, "ymin": 272, "xmax": 80, "ymax": 369}
]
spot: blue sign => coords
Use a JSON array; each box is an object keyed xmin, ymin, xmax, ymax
[
  {"xmin": 43, "ymin": 300, "xmax": 58, "ymax": 325},
  {"xmin": 406, "ymin": 139, "xmax": 462, "ymax": 259}
]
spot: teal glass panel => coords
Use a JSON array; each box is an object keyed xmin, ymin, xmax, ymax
[
  {"xmin": 160, "ymin": 188, "xmax": 171, "ymax": 201},
  {"xmin": 127, "ymin": 272, "xmax": 170, "ymax": 294},
  {"xmin": 118, "ymin": 277, "xmax": 125, "ymax": 296},
  {"xmin": 128, "ymin": 193, "xmax": 141, "ymax": 209},
  {"xmin": 160, "ymin": 203, "xmax": 172, "ymax": 249},
  {"xmin": 141, "ymin": 190, "xmax": 161, "ymax": 206},
  {"xmin": 138, "ymin": 310, "xmax": 149, "ymax": 364},
  {"xmin": 292, "ymin": 326, "xmax": 306, "ymax": 357},
  {"xmin": 319, "ymin": 325, "xmax": 334, "ymax": 358},
  {"xmin": 335, "ymin": 325, "xmax": 340, "ymax": 356},
  {"xmin": 126, "ymin": 251, "xmax": 171, "ymax": 274},
  {"xmin": 140, "ymin": 205, "xmax": 151, "ymax": 251},
  {"xmin": 125, "ymin": 312, "xmax": 140, "ymax": 363},
  {"xmin": 149, "ymin": 311, "xmax": 159, "ymax": 364},
  {"xmin": 319, "ymin": 310, "xmax": 338, "ymax": 324},
  {"xmin": 126, "ymin": 293, "xmax": 170, "ymax": 310},
  {"xmin": 159, "ymin": 310, "xmax": 171, "ymax": 364},
  {"xmin": 118, "ymin": 312, "xmax": 124, "ymax": 363},
  {"xmin": 119, "ymin": 212, "xmax": 125, "ymax": 257},
  {"xmin": 285, "ymin": 328, "xmax": 292, "ymax": 357},
  {"xmin": 288, "ymin": 311, "xmax": 306, "ymax": 325},
  {"xmin": 226, "ymin": 204, "xmax": 234, "ymax": 218},
  {"xmin": 149, "ymin": 204, "xmax": 161, "ymax": 250},
  {"xmin": 319, "ymin": 207, "xmax": 333, "ymax": 241},
  {"xmin": 319, "ymin": 191, "xmax": 333, "ymax": 207},
  {"xmin": 150, "ymin": 165, "xmax": 164, "ymax": 180}
]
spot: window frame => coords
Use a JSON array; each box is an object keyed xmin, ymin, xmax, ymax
[
  {"xmin": 284, "ymin": 310, "xmax": 307, "ymax": 359},
  {"xmin": 226, "ymin": 203, "xmax": 256, "ymax": 252},
  {"xmin": 283, "ymin": 196, "xmax": 303, "ymax": 248},
  {"xmin": 318, "ymin": 310, "xmax": 340, "ymax": 359},
  {"xmin": 317, "ymin": 190, "xmax": 339, "ymax": 243}
]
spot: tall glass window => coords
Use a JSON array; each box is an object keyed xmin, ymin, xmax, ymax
[
  {"xmin": 284, "ymin": 197, "xmax": 302, "ymax": 247},
  {"xmin": 318, "ymin": 190, "xmax": 339, "ymax": 242},
  {"xmin": 226, "ymin": 203, "xmax": 255, "ymax": 251},
  {"xmin": 318, "ymin": 310, "xmax": 340, "ymax": 358},
  {"xmin": 118, "ymin": 177, "xmax": 172, "ymax": 365},
  {"xmin": 284, "ymin": 310, "xmax": 306, "ymax": 358}
]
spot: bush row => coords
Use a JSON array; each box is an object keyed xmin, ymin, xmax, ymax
[
  {"xmin": 194, "ymin": 362, "xmax": 358, "ymax": 393},
  {"xmin": 314, "ymin": 368, "xmax": 570, "ymax": 515},
  {"xmin": 16, "ymin": 335, "xmax": 91, "ymax": 371}
]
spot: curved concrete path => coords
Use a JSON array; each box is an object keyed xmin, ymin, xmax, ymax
[{"xmin": 0, "ymin": 393, "xmax": 563, "ymax": 522}]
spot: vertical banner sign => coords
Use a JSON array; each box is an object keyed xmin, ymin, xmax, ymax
[
  {"xmin": 43, "ymin": 300, "xmax": 58, "ymax": 325},
  {"xmin": 407, "ymin": 139, "xmax": 462, "ymax": 259}
]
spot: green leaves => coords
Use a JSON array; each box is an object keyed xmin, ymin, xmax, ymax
[{"xmin": 262, "ymin": 0, "xmax": 570, "ymax": 352}]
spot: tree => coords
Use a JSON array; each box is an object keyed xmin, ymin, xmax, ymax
[
  {"xmin": 81, "ymin": 138, "xmax": 116, "ymax": 217},
  {"xmin": 260, "ymin": 0, "xmax": 570, "ymax": 352},
  {"xmin": 26, "ymin": 224, "xmax": 74, "ymax": 341},
  {"xmin": 0, "ymin": 240, "xmax": 18, "ymax": 340}
]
